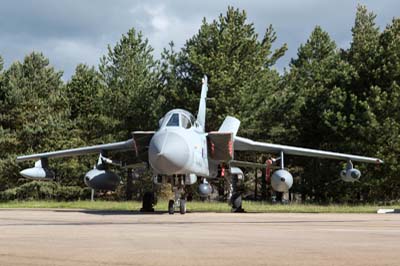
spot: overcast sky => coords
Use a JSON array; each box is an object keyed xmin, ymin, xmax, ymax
[{"xmin": 0, "ymin": 0, "xmax": 399, "ymax": 80}]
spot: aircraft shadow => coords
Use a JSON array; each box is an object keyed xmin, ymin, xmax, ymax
[{"xmin": 53, "ymin": 209, "xmax": 168, "ymax": 215}]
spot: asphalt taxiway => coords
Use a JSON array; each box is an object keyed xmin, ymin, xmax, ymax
[{"xmin": 0, "ymin": 209, "xmax": 399, "ymax": 266}]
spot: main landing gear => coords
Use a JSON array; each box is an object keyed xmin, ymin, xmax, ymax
[
  {"xmin": 230, "ymin": 173, "xmax": 245, "ymax": 213},
  {"xmin": 140, "ymin": 191, "xmax": 155, "ymax": 212}
]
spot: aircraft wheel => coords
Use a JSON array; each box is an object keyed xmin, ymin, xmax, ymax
[
  {"xmin": 231, "ymin": 192, "xmax": 244, "ymax": 213},
  {"xmin": 179, "ymin": 200, "xmax": 186, "ymax": 214},
  {"xmin": 168, "ymin": 200, "xmax": 175, "ymax": 215},
  {"xmin": 140, "ymin": 191, "xmax": 154, "ymax": 212}
]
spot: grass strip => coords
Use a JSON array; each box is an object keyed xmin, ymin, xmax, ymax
[{"xmin": 1, "ymin": 200, "xmax": 399, "ymax": 213}]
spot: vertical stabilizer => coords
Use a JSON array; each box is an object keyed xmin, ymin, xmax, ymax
[{"xmin": 197, "ymin": 75, "xmax": 208, "ymax": 130}]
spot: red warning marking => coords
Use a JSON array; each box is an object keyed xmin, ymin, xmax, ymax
[
  {"xmin": 228, "ymin": 139, "xmax": 233, "ymax": 157},
  {"xmin": 266, "ymin": 159, "xmax": 273, "ymax": 182}
]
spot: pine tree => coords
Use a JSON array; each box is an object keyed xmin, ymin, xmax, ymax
[
  {"xmin": 358, "ymin": 17, "xmax": 400, "ymax": 202},
  {"xmin": 342, "ymin": 7, "xmax": 400, "ymax": 202},
  {"xmin": 347, "ymin": 5, "xmax": 380, "ymax": 96},
  {"xmin": 157, "ymin": 42, "xmax": 191, "ymax": 115},
  {"xmin": 173, "ymin": 7, "xmax": 287, "ymax": 131},
  {"xmin": 99, "ymin": 28, "xmax": 161, "ymax": 138},
  {"xmin": 282, "ymin": 26, "xmax": 361, "ymax": 202},
  {"xmin": 0, "ymin": 52, "xmax": 72, "ymax": 189},
  {"xmin": 66, "ymin": 64, "xmax": 113, "ymax": 143}
]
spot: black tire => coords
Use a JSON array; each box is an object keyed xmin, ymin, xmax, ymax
[
  {"xmin": 168, "ymin": 200, "xmax": 175, "ymax": 215},
  {"xmin": 179, "ymin": 200, "xmax": 186, "ymax": 214},
  {"xmin": 231, "ymin": 192, "xmax": 244, "ymax": 213},
  {"xmin": 140, "ymin": 191, "xmax": 154, "ymax": 212}
]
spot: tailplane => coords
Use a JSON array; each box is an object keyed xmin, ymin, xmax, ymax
[{"xmin": 218, "ymin": 116, "xmax": 240, "ymax": 137}]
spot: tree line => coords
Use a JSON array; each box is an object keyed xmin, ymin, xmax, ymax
[{"xmin": 0, "ymin": 5, "xmax": 399, "ymax": 203}]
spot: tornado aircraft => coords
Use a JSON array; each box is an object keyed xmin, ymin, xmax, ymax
[{"xmin": 17, "ymin": 76, "xmax": 383, "ymax": 213}]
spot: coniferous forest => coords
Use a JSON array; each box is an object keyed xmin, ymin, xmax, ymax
[{"xmin": 0, "ymin": 6, "xmax": 399, "ymax": 203}]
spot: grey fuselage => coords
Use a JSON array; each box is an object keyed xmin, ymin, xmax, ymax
[{"xmin": 148, "ymin": 109, "xmax": 211, "ymax": 177}]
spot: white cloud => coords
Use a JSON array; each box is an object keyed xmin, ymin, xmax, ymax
[
  {"xmin": 146, "ymin": 5, "xmax": 170, "ymax": 32},
  {"xmin": 128, "ymin": 3, "xmax": 202, "ymax": 56}
]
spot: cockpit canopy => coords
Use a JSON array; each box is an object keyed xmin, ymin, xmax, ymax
[
  {"xmin": 166, "ymin": 113, "xmax": 180, "ymax": 127},
  {"xmin": 160, "ymin": 109, "xmax": 197, "ymax": 129}
]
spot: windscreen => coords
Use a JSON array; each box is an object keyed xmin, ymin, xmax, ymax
[{"xmin": 166, "ymin": 113, "xmax": 180, "ymax": 127}]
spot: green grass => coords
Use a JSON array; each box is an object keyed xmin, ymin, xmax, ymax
[{"xmin": 0, "ymin": 200, "xmax": 399, "ymax": 213}]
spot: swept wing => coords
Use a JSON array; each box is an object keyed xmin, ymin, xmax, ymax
[
  {"xmin": 17, "ymin": 131, "xmax": 156, "ymax": 162},
  {"xmin": 234, "ymin": 136, "xmax": 383, "ymax": 164},
  {"xmin": 16, "ymin": 140, "xmax": 135, "ymax": 162}
]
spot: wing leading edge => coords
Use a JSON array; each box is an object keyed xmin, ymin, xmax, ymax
[
  {"xmin": 16, "ymin": 139, "xmax": 135, "ymax": 162},
  {"xmin": 16, "ymin": 131, "xmax": 156, "ymax": 162},
  {"xmin": 234, "ymin": 136, "xmax": 383, "ymax": 164}
]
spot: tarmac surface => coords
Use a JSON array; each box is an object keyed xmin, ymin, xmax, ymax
[{"xmin": 0, "ymin": 209, "xmax": 399, "ymax": 266}]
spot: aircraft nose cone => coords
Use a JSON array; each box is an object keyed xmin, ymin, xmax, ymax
[{"xmin": 149, "ymin": 131, "xmax": 191, "ymax": 174}]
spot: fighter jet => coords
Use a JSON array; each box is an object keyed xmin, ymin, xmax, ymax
[{"xmin": 17, "ymin": 76, "xmax": 383, "ymax": 213}]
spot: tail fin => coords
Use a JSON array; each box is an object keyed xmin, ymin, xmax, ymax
[{"xmin": 197, "ymin": 75, "xmax": 208, "ymax": 129}]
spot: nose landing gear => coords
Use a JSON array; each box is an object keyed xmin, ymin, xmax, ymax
[
  {"xmin": 168, "ymin": 199, "xmax": 187, "ymax": 214},
  {"xmin": 168, "ymin": 186, "xmax": 187, "ymax": 215}
]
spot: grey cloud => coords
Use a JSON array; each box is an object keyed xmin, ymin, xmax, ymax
[{"xmin": 0, "ymin": 0, "xmax": 399, "ymax": 79}]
